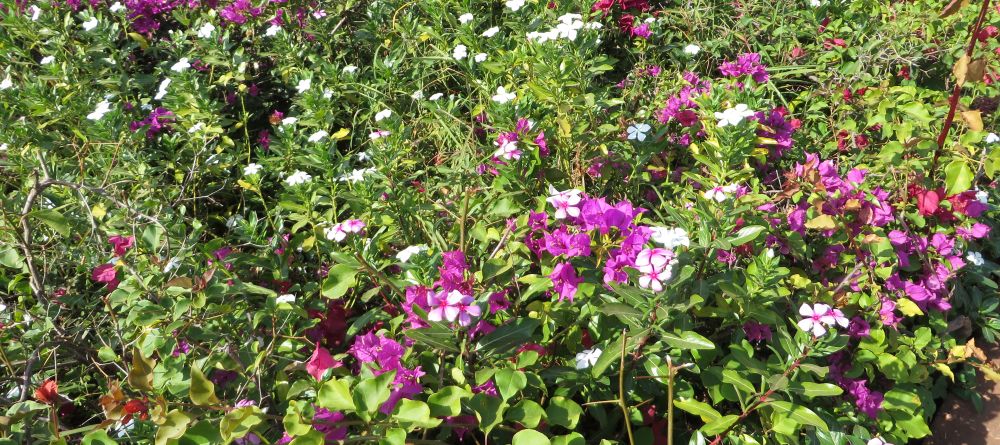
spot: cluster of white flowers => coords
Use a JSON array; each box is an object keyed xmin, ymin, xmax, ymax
[
  {"xmin": 714, "ymin": 103, "xmax": 755, "ymax": 127},
  {"xmin": 338, "ymin": 167, "xmax": 376, "ymax": 183},
  {"xmin": 527, "ymin": 14, "xmax": 601, "ymax": 43},
  {"xmin": 284, "ymin": 170, "xmax": 312, "ymax": 186},
  {"xmin": 87, "ymin": 100, "xmax": 112, "ymax": 121},
  {"xmin": 650, "ymin": 227, "xmax": 690, "ymax": 249}
]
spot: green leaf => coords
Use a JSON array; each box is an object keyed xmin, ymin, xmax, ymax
[
  {"xmin": 468, "ymin": 393, "xmax": 507, "ymax": 434},
  {"xmin": 512, "ymin": 429, "xmax": 551, "ymax": 445},
  {"xmin": 601, "ymin": 303, "xmax": 644, "ymax": 328},
  {"xmin": 127, "ymin": 349, "xmax": 155, "ymax": 392},
  {"xmin": 30, "ymin": 209, "xmax": 70, "ymax": 237},
  {"xmin": 701, "ymin": 414, "xmax": 739, "ymax": 436},
  {"xmin": 283, "ymin": 401, "xmax": 313, "ymax": 436},
  {"xmin": 379, "ymin": 428, "xmax": 406, "ymax": 445},
  {"xmin": 289, "ymin": 430, "xmax": 325, "ymax": 445},
  {"xmin": 727, "ymin": 225, "xmax": 766, "ymax": 247},
  {"xmin": 545, "ymin": 396, "xmax": 583, "ymax": 429},
  {"xmin": 404, "ymin": 322, "xmax": 460, "ymax": 353},
  {"xmin": 154, "ymin": 410, "xmax": 192, "ymax": 445},
  {"xmin": 475, "ymin": 318, "xmax": 541, "ymax": 357},
  {"xmin": 767, "ymin": 401, "xmax": 829, "ymax": 432},
  {"xmin": 673, "ymin": 399, "xmax": 722, "ymax": 423},
  {"xmin": 428, "ymin": 386, "xmax": 471, "ymax": 417},
  {"xmin": 661, "ymin": 330, "xmax": 715, "ymax": 350},
  {"xmin": 495, "ymin": 368, "xmax": 527, "ymax": 401},
  {"xmin": 321, "ymin": 264, "xmax": 358, "ymax": 299},
  {"xmin": 393, "ymin": 399, "xmax": 442, "ymax": 430},
  {"xmin": 506, "ymin": 400, "xmax": 545, "ymax": 428},
  {"xmin": 189, "ymin": 366, "xmax": 219, "ymax": 406},
  {"xmin": 317, "ymin": 378, "xmax": 356, "ymax": 412},
  {"xmin": 551, "ymin": 433, "xmax": 586, "ymax": 445},
  {"xmin": 82, "ymin": 430, "xmax": 118, "ymax": 445},
  {"xmin": 944, "ymin": 159, "xmax": 974, "ymax": 196},
  {"xmin": 353, "ymin": 370, "xmax": 396, "ymax": 419},
  {"xmin": 722, "ymin": 369, "xmax": 756, "ymax": 394},
  {"xmin": 0, "ymin": 247, "xmax": 25, "ymax": 269},
  {"xmin": 219, "ymin": 407, "xmax": 262, "ymax": 443},
  {"xmin": 787, "ymin": 382, "xmax": 843, "ymax": 397},
  {"xmin": 141, "ymin": 225, "xmax": 164, "ymax": 251}
]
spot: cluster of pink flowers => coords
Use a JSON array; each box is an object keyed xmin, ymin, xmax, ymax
[
  {"xmin": 719, "ymin": 52, "xmax": 770, "ymax": 83},
  {"xmin": 91, "ymin": 235, "xmax": 135, "ymax": 291},
  {"xmin": 483, "ymin": 117, "xmax": 549, "ymax": 172},
  {"xmin": 129, "ymin": 107, "xmax": 174, "ymax": 138},
  {"xmin": 325, "ymin": 219, "xmax": 365, "ymax": 242}
]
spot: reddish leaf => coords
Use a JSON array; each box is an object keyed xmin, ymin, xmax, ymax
[{"xmin": 34, "ymin": 378, "xmax": 60, "ymax": 405}]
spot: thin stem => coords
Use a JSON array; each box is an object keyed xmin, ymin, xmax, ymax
[
  {"xmin": 667, "ymin": 355, "xmax": 675, "ymax": 445},
  {"xmin": 619, "ymin": 329, "xmax": 636, "ymax": 445}
]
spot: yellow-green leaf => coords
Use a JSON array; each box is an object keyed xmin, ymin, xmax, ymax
[
  {"xmin": 896, "ymin": 298, "xmax": 924, "ymax": 317},
  {"xmin": 189, "ymin": 366, "xmax": 220, "ymax": 406},
  {"xmin": 804, "ymin": 214, "xmax": 836, "ymax": 230}
]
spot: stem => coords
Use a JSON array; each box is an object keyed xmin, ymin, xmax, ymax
[
  {"xmin": 619, "ymin": 329, "xmax": 636, "ymax": 445},
  {"xmin": 931, "ymin": 0, "xmax": 992, "ymax": 174},
  {"xmin": 667, "ymin": 355, "xmax": 675, "ymax": 445}
]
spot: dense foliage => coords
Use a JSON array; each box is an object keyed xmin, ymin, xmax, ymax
[{"xmin": 1, "ymin": 0, "xmax": 1000, "ymax": 444}]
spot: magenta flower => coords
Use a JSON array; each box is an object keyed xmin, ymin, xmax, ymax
[
  {"xmin": 719, "ymin": 52, "xmax": 770, "ymax": 83},
  {"xmin": 108, "ymin": 235, "xmax": 135, "ymax": 256},
  {"xmin": 427, "ymin": 290, "xmax": 481, "ymax": 326},
  {"xmin": 306, "ymin": 344, "xmax": 340, "ymax": 381},
  {"xmin": 549, "ymin": 262, "xmax": 582, "ymax": 302},
  {"xmin": 349, "ymin": 332, "xmax": 405, "ymax": 370},
  {"xmin": 742, "ymin": 321, "xmax": 772, "ymax": 343},
  {"xmin": 91, "ymin": 263, "xmax": 118, "ymax": 283}
]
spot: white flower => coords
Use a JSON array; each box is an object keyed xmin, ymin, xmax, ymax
[
  {"xmin": 339, "ymin": 168, "xmax": 376, "ymax": 183},
  {"xmin": 369, "ymin": 130, "xmax": 390, "ymax": 140},
  {"xmin": 0, "ymin": 143, "xmax": 7, "ymax": 151},
  {"xmin": 40, "ymin": 56, "xmax": 55, "ymax": 65},
  {"xmin": 0, "ymin": 75, "xmax": 11, "ymax": 90},
  {"xmin": 453, "ymin": 44, "xmax": 468, "ymax": 60},
  {"xmin": 714, "ymin": 103, "xmax": 755, "ymax": 127},
  {"xmin": 281, "ymin": 117, "xmax": 298, "ymax": 126},
  {"xmin": 986, "ymin": 132, "xmax": 1000, "ymax": 144},
  {"xmin": 0, "ymin": 302, "xmax": 6, "ymax": 312},
  {"xmin": 797, "ymin": 303, "xmax": 830, "ymax": 337},
  {"xmin": 323, "ymin": 89, "xmax": 333, "ymax": 99},
  {"xmin": 296, "ymin": 78, "xmax": 312, "ymax": 94},
  {"xmin": 650, "ymin": 227, "xmax": 690, "ymax": 249},
  {"xmin": 976, "ymin": 189, "xmax": 988, "ymax": 204},
  {"xmin": 244, "ymin": 163, "xmax": 262, "ymax": 175},
  {"xmin": 374, "ymin": 109, "xmax": 392, "ymax": 122},
  {"xmin": 702, "ymin": 184, "xmax": 738, "ymax": 202},
  {"xmin": 967, "ymin": 251, "xmax": 985, "ymax": 266},
  {"xmin": 82, "ymin": 17, "xmax": 98, "ymax": 31},
  {"xmin": 482, "ymin": 26, "xmax": 500, "ymax": 37},
  {"xmin": 809, "ymin": 0, "xmax": 821, "ymax": 6},
  {"xmin": 411, "ymin": 90, "xmax": 424, "ymax": 100},
  {"xmin": 284, "ymin": 170, "xmax": 312, "ymax": 186},
  {"xmin": 109, "ymin": 2, "xmax": 124, "ymax": 12},
  {"xmin": 29, "ymin": 4, "xmax": 42, "ymax": 20},
  {"xmin": 396, "ymin": 245, "xmax": 428, "ymax": 263},
  {"xmin": 276, "ymin": 294, "xmax": 296, "ymax": 304},
  {"xmin": 492, "ymin": 86, "xmax": 516, "ymax": 104},
  {"xmin": 574, "ymin": 348, "xmax": 602, "ymax": 370},
  {"xmin": 265, "ymin": 24, "xmax": 281, "ymax": 36},
  {"xmin": 154, "ymin": 78, "xmax": 171, "ymax": 100},
  {"xmin": 357, "ymin": 151, "xmax": 370, "ymax": 161},
  {"xmin": 867, "ymin": 438, "xmax": 892, "ymax": 445},
  {"xmin": 683, "ymin": 44, "xmax": 701, "ymax": 55},
  {"xmin": 474, "ymin": 53, "xmax": 488, "ymax": 63},
  {"xmin": 87, "ymin": 100, "xmax": 112, "ymax": 121},
  {"xmin": 626, "ymin": 123, "xmax": 651, "ymax": 142},
  {"xmin": 458, "ymin": 13, "xmax": 474, "ymax": 24},
  {"xmin": 197, "ymin": 22, "xmax": 215, "ymax": 38},
  {"xmin": 506, "ymin": 0, "xmax": 525, "ymax": 11},
  {"xmin": 494, "ymin": 140, "xmax": 521, "ymax": 160},
  {"xmin": 308, "ymin": 130, "xmax": 328, "ymax": 142},
  {"xmin": 428, "ymin": 93, "xmax": 444, "ymax": 101},
  {"xmin": 187, "ymin": 122, "xmax": 204, "ymax": 133},
  {"xmin": 343, "ymin": 65, "xmax": 358, "ymax": 74},
  {"xmin": 546, "ymin": 186, "xmax": 583, "ymax": 219},
  {"xmin": 170, "ymin": 58, "xmax": 191, "ymax": 72}
]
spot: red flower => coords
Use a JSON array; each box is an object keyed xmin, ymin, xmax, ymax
[
  {"xmin": 898, "ymin": 65, "xmax": 911, "ymax": 80},
  {"xmin": 123, "ymin": 399, "xmax": 149, "ymax": 422},
  {"xmin": 789, "ymin": 46, "xmax": 805, "ymax": 60},
  {"xmin": 91, "ymin": 263, "xmax": 118, "ymax": 283},
  {"xmin": 618, "ymin": 14, "xmax": 635, "ymax": 34},
  {"xmin": 34, "ymin": 379, "xmax": 60, "ymax": 405}
]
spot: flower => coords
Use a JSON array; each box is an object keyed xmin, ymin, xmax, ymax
[
  {"xmin": 714, "ymin": 104, "xmax": 755, "ymax": 127},
  {"xmin": 453, "ymin": 44, "xmax": 468, "ymax": 60},
  {"xmin": 308, "ymin": 130, "xmax": 328, "ymax": 142},
  {"xmin": 810, "ymin": 0, "xmax": 821, "ymax": 6},
  {"xmin": 458, "ymin": 13, "xmax": 474, "ymax": 23},
  {"xmin": 296, "ymin": 78, "xmax": 312, "ymax": 93},
  {"xmin": 244, "ymin": 163, "xmax": 262, "ymax": 175},
  {"xmin": 493, "ymin": 140, "xmax": 521, "ymax": 160},
  {"xmin": 0, "ymin": 75, "xmax": 12, "ymax": 90},
  {"xmin": 702, "ymin": 184, "xmax": 738, "ymax": 202},
  {"xmin": 374, "ymin": 109, "xmax": 392, "ymax": 121},
  {"xmin": 154, "ymin": 78, "xmax": 171, "ymax": 100},
  {"xmin": 574, "ymin": 348, "xmax": 601, "ymax": 369},
  {"xmin": 170, "ymin": 58, "xmax": 191, "ymax": 72},
  {"xmin": 474, "ymin": 53, "xmax": 488, "ymax": 63},
  {"xmin": 87, "ymin": 100, "xmax": 112, "ymax": 121},
  {"xmin": 986, "ymin": 132, "xmax": 1000, "ymax": 144},
  {"xmin": 82, "ymin": 17, "xmax": 98, "ymax": 31},
  {"xmin": 506, "ymin": 0, "xmax": 525, "ymax": 11},
  {"xmin": 276, "ymin": 294, "xmax": 295, "ymax": 304},
  {"xmin": 284, "ymin": 170, "xmax": 312, "ymax": 186},
  {"xmin": 40, "ymin": 56, "xmax": 55, "ymax": 65},
  {"xmin": 683, "ymin": 44, "xmax": 701, "ymax": 55},
  {"xmin": 428, "ymin": 93, "xmax": 444, "ymax": 101},
  {"xmin": 427, "ymin": 290, "xmax": 482, "ymax": 326},
  {"xmin": 867, "ymin": 439, "xmax": 892, "ymax": 445},
  {"xmin": 967, "ymin": 251, "xmax": 985, "ymax": 266},
  {"xmin": 649, "ymin": 227, "xmax": 689, "ymax": 249},
  {"xmin": 550, "ymin": 262, "xmax": 583, "ymax": 302},
  {"xmin": 188, "ymin": 122, "xmax": 204, "ymax": 133},
  {"xmin": 743, "ymin": 321, "xmax": 772, "ymax": 342},
  {"xmin": 265, "ymin": 24, "xmax": 281, "ymax": 36},
  {"xmin": 635, "ymin": 248, "xmax": 677, "ymax": 291},
  {"xmin": 797, "ymin": 303, "xmax": 830, "ymax": 336},
  {"xmin": 492, "ymin": 86, "xmax": 516, "ymax": 104},
  {"xmin": 197, "ymin": 22, "xmax": 215, "ymax": 38},
  {"xmin": 324, "ymin": 220, "xmax": 365, "ymax": 242},
  {"xmin": 546, "ymin": 186, "xmax": 583, "ymax": 219},
  {"xmin": 305, "ymin": 344, "xmax": 339, "ymax": 381},
  {"xmin": 719, "ymin": 53, "xmax": 770, "ymax": 83},
  {"xmin": 626, "ymin": 123, "xmax": 651, "ymax": 141},
  {"xmin": 396, "ymin": 245, "xmax": 428, "ymax": 263},
  {"xmin": 29, "ymin": 4, "xmax": 42, "ymax": 19},
  {"xmin": 369, "ymin": 130, "xmax": 390, "ymax": 140},
  {"xmin": 482, "ymin": 26, "xmax": 500, "ymax": 37},
  {"xmin": 108, "ymin": 235, "xmax": 135, "ymax": 256}
]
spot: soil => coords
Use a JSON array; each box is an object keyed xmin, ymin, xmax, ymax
[{"xmin": 926, "ymin": 344, "xmax": 1000, "ymax": 445}]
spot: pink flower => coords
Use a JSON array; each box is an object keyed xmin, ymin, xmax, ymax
[
  {"xmin": 797, "ymin": 303, "xmax": 830, "ymax": 336},
  {"xmin": 91, "ymin": 263, "xmax": 118, "ymax": 283},
  {"xmin": 108, "ymin": 235, "xmax": 135, "ymax": 256},
  {"xmin": 427, "ymin": 290, "xmax": 481, "ymax": 326},
  {"xmin": 306, "ymin": 344, "xmax": 340, "ymax": 381},
  {"xmin": 634, "ymin": 248, "xmax": 676, "ymax": 291},
  {"xmin": 324, "ymin": 219, "xmax": 365, "ymax": 242},
  {"xmin": 546, "ymin": 187, "xmax": 583, "ymax": 219}
]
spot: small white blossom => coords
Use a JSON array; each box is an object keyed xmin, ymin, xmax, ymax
[
  {"xmin": 109, "ymin": 2, "xmax": 124, "ymax": 12},
  {"xmin": 244, "ymin": 163, "xmax": 263, "ymax": 175},
  {"xmin": 87, "ymin": 100, "xmax": 112, "ymax": 121},
  {"xmin": 374, "ymin": 109, "xmax": 392, "ymax": 121},
  {"xmin": 967, "ymin": 251, "xmax": 985, "ymax": 266},
  {"xmin": 154, "ymin": 78, "xmax": 171, "ymax": 100},
  {"xmin": 197, "ymin": 22, "xmax": 215, "ymax": 38},
  {"xmin": 323, "ymin": 89, "xmax": 333, "ymax": 99},
  {"xmin": 339, "ymin": 168, "xmax": 376, "ymax": 183},
  {"xmin": 0, "ymin": 75, "xmax": 11, "ymax": 90},
  {"xmin": 492, "ymin": 86, "xmax": 516, "ymax": 104},
  {"xmin": 357, "ymin": 151, "xmax": 370, "ymax": 161},
  {"xmin": 29, "ymin": 4, "xmax": 42, "ymax": 20},
  {"xmin": 343, "ymin": 65, "xmax": 358, "ymax": 74},
  {"xmin": 714, "ymin": 103, "xmax": 755, "ymax": 127},
  {"xmin": 867, "ymin": 438, "xmax": 892, "ymax": 445},
  {"xmin": 187, "ymin": 122, "xmax": 204, "ymax": 133},
  {"xmin": 976, "ymin": 189, "xmax": 989, "ymax": 204},
  {"xmin": 482, "ymin": 26, "xmax": 500, "ymax": 37},
  {"xmin": 396, "ymin": 245, "xmax": 428, "ymax": 263},
  {"xmin": 281, "ymin": 117, "xmax": 298, "ymax": 126},
  {"xmin": 626, "ymin": 123, "xmax": 651, "ymax": 142},
  {"xmin": 40, "ymin": 56, "xmax": 55, "ymax": 65},
  {"xmin": 411, "ymin": 90, "xmax": 424, "ymax": 100},
  {"xmin": 986, "ymin": 132, "xmax": 1000, "ymax": 144},
  {"xmin": 574, "ymin": 348, "xmax": 602, "ymax": 370},
  {"xmin": 809, "ymin": 0, "xmax": 821, "ymax": 6},
  {"xmin": 650, "ymin": 227, "xmax": 690, "ymax": 249},
  {"xmin": 797, "ymin": 303, "xmax": 848, "ymax": 337},
  {"xmin": 265, "ymin": 24, "xmax": 281, "ymax": 36},
  {"xmin": 703, "ymin": 184, "xmax": 739, "ymax": 202},
  {"xmin": 296, "ymin": 78, "xmax": 312, "ymax": 94},
  {"xmin": 308, "ymin": 130, "xmax": 328, "ymax": 142},
  {"xmin": 284, "ymin": 170, "xmax": 312, "ymax": 186},
  {"xmin": 170, "ymin": 58, "xmax": 191, "ymax": 72},
  {"xmin": 474, "ymin": 53, "xmax": 487, "ymax": 63},
  {"xmin": 276, "ymin": 294, "xmax": 296, "ymax": 304},
  {"xmin": 506, "ymin": 0, "xmax": 525, "ymax": 11},
  {"xmin": 369, "ymin": 130, "xmax": 390, "ymax": 140},
  {"xmin": 82, "ymin": 17, "xmax": 98, "ymax": 31},
  {"xmin": 683, "ymin": 44, "xmax": 701, "ymax": 55},
  {"xmin": 428, "ymin": 92, "xmax": 444, "ymax": 101},
  {"xmin": 453, "ymin": 44, "xmax": 468, "ymax": 60},
  {"xmin": 458, "ymin": 13, "xmax": 474, "ymax": 24}
]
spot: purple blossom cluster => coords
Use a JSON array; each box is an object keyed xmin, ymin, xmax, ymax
[
  {"xmin": 129, "ymin": 107, "xmax": 174, "ymax": 138},
  {"xmin": 219, "ymin": 0, "xmax": 263, "ymax": 25},
  {"xmin": 829, "ymin": 351, "xmax": 884, "ymax": 419},
  {"xmin": 719, "ymin": 52, "xmax": 770, "ymax": 83},
  {"xmin": 348, "ymin": 332, "xmax": 424, "ymax": 414},
  {"xmin": 124, "ymin": 0, "xmax": 185, "ymax": 34},
  {"xmin": 753, "ymin": 108, "xmax": 797, "ymax": 158},
  {"xmin": 657, "ymin": 71, "xmax": 711, "ymax": 127}
]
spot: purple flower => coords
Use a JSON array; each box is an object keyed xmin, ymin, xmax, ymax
[
  {"xmin": 847, "ymin": 317, "xmax": 870, "ymax": 339},
  {"xmin": 349, "ymin": 332, "xmax": 405, "ymax": 370},
  {"xmin": 549, "ymin": 262, "xmax": 582, "ymax": 302},
  {"xmin": 312, "ymin": 408, "xmax": 347, "ymax": 441},
  {"xmin": 472, "ymin": 380, "xmax": 499, "ymax": 397},
  {"xmin": 719, "ymin": 52, "xmax": 770, "ymax": 83},
  {"xmin": 543, "ymin": 226, "xmax": 592, "ymax": 258},
  {"xmin": 130, "ymin": 107, "xmax": 174, "ymax": 138},
  {"xmin": 427, "ymin": 290, "xmax": 482, "ymax": 327},
  {"xmin": 742, "ymin": 321, "xmax": 772, "ymax": 343}
]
